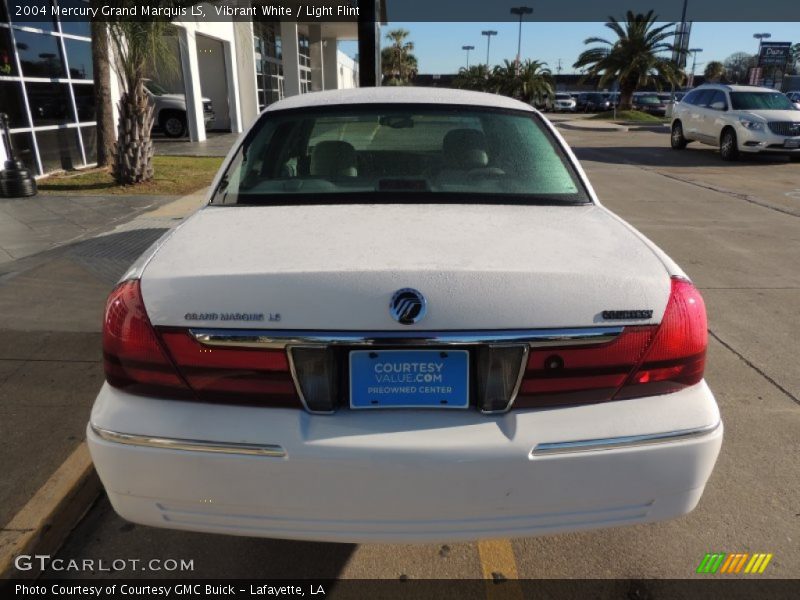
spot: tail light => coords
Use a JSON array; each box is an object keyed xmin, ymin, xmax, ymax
[
  {"xmin": 614, "ymin": 277, "xmax": 707, "ymax": 399},
  {"xmin": 103, "ymin": 279, "xmax": 299, "ymax": 406},
  {"xmin": 515, "ymin": 277, "xmax": 707, "ymax": 408},
  {"xmin": 103, "ymin": 280, "xmax": 193, "ymax": 398},
  {"xmin": 158, "ymin": 330, "xmax": 299, "ymax": 406}
]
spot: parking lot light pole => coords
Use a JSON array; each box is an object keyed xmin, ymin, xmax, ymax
[
  {"xmin": 753, "ymin": 33, "xmax": 771, "ymax": 85},
  {"xmin": 753, "ymin": 32, "xmax": 771, "ymax": 56},
  {"xmin": 689, "ymin": 48, "xmax": 703, "ymax": 84},
  {"xmin": 462, "ymin": 45, "xmax": 475, "ymax": 69},
  {"xmin": 510, "ymin": 6, "xmax": 533, "ymax": 68},
  {"xmin": 481, "ymin": 30, "xmax": 497, "ymax": 68}
]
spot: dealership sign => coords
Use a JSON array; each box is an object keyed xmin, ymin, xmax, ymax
[{"xmin": 758, "ymin": 42, "xmax": 792, "ymax": 67}]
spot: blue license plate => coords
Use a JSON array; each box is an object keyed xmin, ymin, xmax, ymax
[
  {"xmin": 349, "ymin": 349, "xmax": 470, "ymax": 409},
  {"xmin": 785, "ymin": 138, "xmax": 800, "ymax": 148}
]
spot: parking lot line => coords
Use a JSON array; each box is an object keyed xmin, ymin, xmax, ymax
[{"xmin": 477, "ymin": 539, "xmax": 523, "ymax": 600}]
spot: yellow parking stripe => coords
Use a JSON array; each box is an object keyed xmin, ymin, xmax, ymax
[
  {"xmin": 477, "ymin": 539, "xmax": 523, "ymax": 600},
  {"xmin": 749, "ymin": 554, "xmax": 766, "ymax": 573},
  {"xmin": 744, "ymin": 554, "xmax": 759, "ymax": 573},
  {"xmin": 758, "ymin": 554, "xmax": 773, "ymax": 574}
]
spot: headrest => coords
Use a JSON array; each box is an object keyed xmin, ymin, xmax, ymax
[
  {"xmin": 442, "ymin": 129, "xmax": 489, "ymax": 169},
  {"xmin": 310, "ymin": 141, "xmax": 357, "ymax": 178}
]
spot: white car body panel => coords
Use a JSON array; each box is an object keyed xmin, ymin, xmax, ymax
[
  {"xmin": 140, "ymin": 203, "xmax": 670, "ymax": 330},
  {"xmin": 90, "ymin": 87, "xmax": 722, "ymax": 542},
  {"xmin": 89, "ymin": 382, "xmax": 721, "ymax": 543}
]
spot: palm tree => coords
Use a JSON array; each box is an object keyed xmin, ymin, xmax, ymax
[
  {"xmin": 453, "ymin": 64, "xmax": 492, "ymax": 92},
  {"xmin": 490, "ymin": 60, "xmax": 521, "ymax": 96},
  {"xmin": 704, "ymin": 61, "xmax": 725, "ymax": 82},
  {"xmin": 381, "ymin": 29, "xmax": 417, "ymax": 85},
  {"xmin": 90, "ymin": 0, "xmax": 114, "ymax": 167},
  {"xmin": 573, "ymin": 10, "xmax": 683, "ymax": 110},
  {"xmin": 517, "ymin": 59, "xmax": 554, "ymax": 104},
  {"xmin": 488, "ymin": 60, "xmax": 554, "ymax": 104},
  {"xmin": 107, "ymin": 21, "xmax": 176, "ymax": 184}
]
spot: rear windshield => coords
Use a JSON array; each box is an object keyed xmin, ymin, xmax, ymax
[
  {"xmin": 729, "ymin": 92, "xmax": 794, "ymax": 111},
  {"xmin": 211, "ymin": 105, "xmax": 589, "ymax": 206}
]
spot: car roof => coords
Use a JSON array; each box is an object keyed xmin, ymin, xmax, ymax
[
  {"xmin": 690, "ymin": 83, "xmax": 782, "ymax": 93},
  {"xmin": 265, "ymin": 87, "xmax": 535, "ymax": 113}
]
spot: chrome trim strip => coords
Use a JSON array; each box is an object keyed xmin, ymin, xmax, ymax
[
  {"xmin": 190, "ymin": 327, "xmax": 623, "ymax": 350},
  {"xmin": 90, "ymin": 424, "xmax": 287, "ymax": 458},
  {"xmin": 531, "ymin": 421, "xmax": 721, "ymax": 457}
]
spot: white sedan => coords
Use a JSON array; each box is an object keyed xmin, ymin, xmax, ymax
[{"xmin": 89, "ymin": 88, "xmax": 722, "ymax": 543}]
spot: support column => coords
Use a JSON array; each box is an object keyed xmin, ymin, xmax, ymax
[
  {"xmin": 178, "ymin": 26, "xmax": 206, "ymax": 142},
  {"xmin": 280, "ymin": 21, "xmax": 301, "ymax": 97},
  {"xmin": 357, "ymin": 0, "xmax": 380, "ymax": 87},
  {"xmin": 322, "ymin": 38, "xmax": 338, "ymax": 90},
  {"xmin": 309, "ymin": 25, "xmax": 324, "ymax": 92},
  {"xmin": 223, "ymin": 40, "xmax": 243, "ymax": 133},
  {"xmin": 233, "ymin": 18, "xmax": 259, "ymax": 127}
]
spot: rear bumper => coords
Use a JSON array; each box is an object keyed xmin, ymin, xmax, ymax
[{"xmin": 88, "ymin": 382, "xmax": 722, "ymax": 543}]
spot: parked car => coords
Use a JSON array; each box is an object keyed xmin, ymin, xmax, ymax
[
  {"xmin": 576, "ymin": 92, "xmax": 613, "ymax": 112},
  {"xmin": 89, "ymin": 87, "xmax": 722, "ymax": 543},
  {"xmin": 552, "ymin": 92, "xmax": 577, "ymax": 112},
  {"xmin": 786, "ymin": 91, "xmax": 800, "ymax": 110},
  {"xmin": 671, "ymin": 84, "xmax": 800, "ymax": 161},
  {"xmin": 633, "ymin": 92, "xmax": 668, "ymax": 116},
  {"xmin": 144, "ymin": 80, "xmax": 215, "ymax": 138}
]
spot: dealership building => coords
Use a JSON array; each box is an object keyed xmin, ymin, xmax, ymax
[{"xmin": 0, "ymin": 1, "xmax": 382, "ymax": 176}]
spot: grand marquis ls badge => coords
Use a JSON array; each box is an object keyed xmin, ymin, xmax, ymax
[{"xmin": 390, "ymin": 288, "xmax": 426, "ymax": 325}]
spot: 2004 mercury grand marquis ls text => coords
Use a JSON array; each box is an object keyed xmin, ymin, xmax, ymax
[{"xmin": 88, "ymin": 88, "xmax": 722, "ymax": 542}]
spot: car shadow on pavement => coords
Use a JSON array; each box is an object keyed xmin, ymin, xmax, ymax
[
  {"xmin": 572, "ymin": 145, "xmax": 795, "ymax": 168},
  {"xmin": 47, "ymin": 495, "xmax": 357, "ymax": 579}
]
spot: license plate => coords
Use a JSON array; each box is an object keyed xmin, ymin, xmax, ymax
[
  {"xmin": 349, "ymin": 349, "xmax": 469, "ymax": 409},
  {"xmin": 785, "ymin": 138, "xmax": 800, "ymax": 148}
]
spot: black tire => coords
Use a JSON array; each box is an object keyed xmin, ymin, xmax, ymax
[
  {"xmin": 720, "ymin": 128, "xmax": 739, "ymax": 161},
  {"xmin": 670, "ymin": 121, "xmax": 688, "ymax": 149},
  {"xmin": 161, "ymin": 111, "xmax": 187, "ymax": 138},
  {"xmin": 790, "ymin": 155, "xmax": 800, "ymax": 163}
]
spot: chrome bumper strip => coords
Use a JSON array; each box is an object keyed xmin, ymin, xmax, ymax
[
  {"xmin": 531, "ymin": 421, "xmax": 721, "ymax": 457},
  {"xmin": 90, "ymin": 424, "xmax": 287, "ymax": 458},
  {"xmin": 190, "ymin": 327, "xmax": 623, "ymax": 350}
]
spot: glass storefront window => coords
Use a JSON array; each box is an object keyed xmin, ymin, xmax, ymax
[
  {"xmin": 57, "ymin": 1, "xmax": 92, "ymax": 37},
  {"xmin": 0, "ymin": 27, "xmax": 18, "ymax": 76},
  {"xmin": 36, "ymin": 128, "xmax": 83, "ymax": 172},
  {"xmin": 72, "ymin": 83, "xmax": 95, "ymax": 121},
  {"xmin": 63, "ymin": 38, "xmax": 92, "ymax": 79},
  {"xmin": 0, "ymin": 81, "xmax": 29, "ymax": 128},
  {"xmin": 25, "ymin": 81, "xmax": 75, "ymax": 126},
  {"xmin": 9, "ymin": 132, "xmax": 37, "ymax": 172},
  {"xmin": 80, "ymin": 125, "xmax": 96, "ymax": 163},
  {"xmin": 8, "ymin": 1, "xmax": 57, "ymax": 32},
  {"xmin": 14, "ymin": 29, "xmax": 66, "ymax": 78}
]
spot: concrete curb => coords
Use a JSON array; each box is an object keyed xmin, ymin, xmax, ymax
[
  {"xmin": 0, "ymin": 189, "xmax": 208, "ymax": 581},
  {"xmin": 0, "ymin": 443, "xmax": 101, "ymax": 579},
  {"xmin": 556, "ymin": 121, "xmax": 629, "ymax": 132}
]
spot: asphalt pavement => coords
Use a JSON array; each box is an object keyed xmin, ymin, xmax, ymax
[{"xmin": 7, "ymin": 125, "xmax": 800, "ymax": 582}]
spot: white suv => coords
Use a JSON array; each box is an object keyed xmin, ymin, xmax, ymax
[{"xmin": 670, "ymin": 84, "xmax": 800, "ymax": 161}]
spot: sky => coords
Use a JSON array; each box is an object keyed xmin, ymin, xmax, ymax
[{"xmin": 342, "ymin": 21, "xmax": 798, "ymax": 75}]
